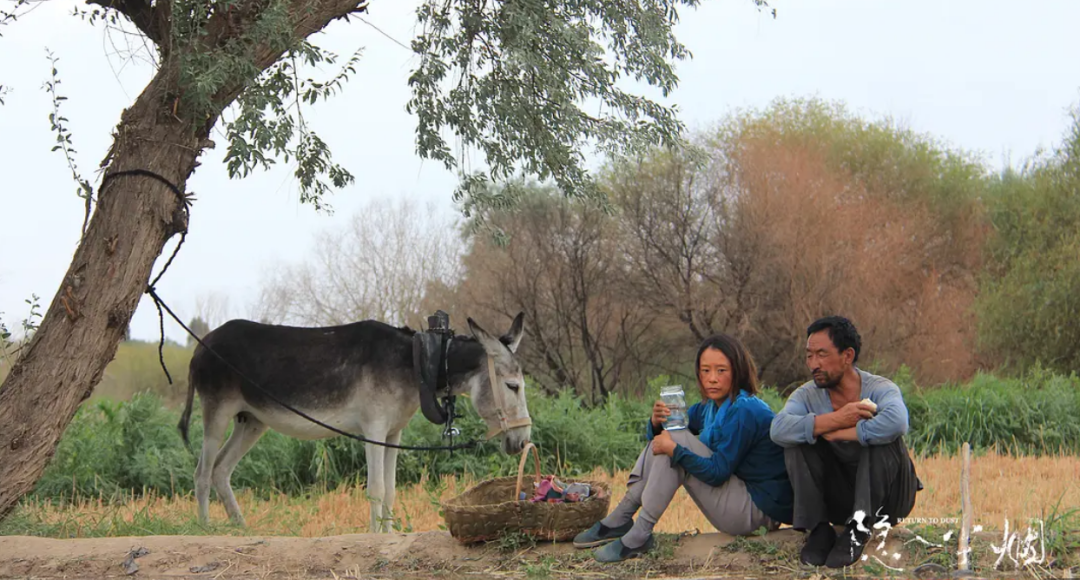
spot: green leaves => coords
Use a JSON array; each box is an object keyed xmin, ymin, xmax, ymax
[
  {"xmin": 42, "ymin": 50, "xmax": 95, "ymax": 236},
  {"xmin": 222, "ymin": 44, "xmax": 361, "ymax": 212},
  {"xmin": 0, "ymin": 295, "xmax": 41, "ymax": 374},
  {"xmin": 70, "ymin": 0, "xmax": 713, "ymax": 213},
  {"xmin": 977, "ymin": 105, "xmax": 1080, "ymax": 373},
  {"xmin": 903, "ymin": 367, "xmax": 1080, "ymax": 457},
  {"xmin": 407, "ymin": 0, "xmax": 699, "ymax": 206},
  {"xmin": 165, "ymin": 0, "xmax": 370, "ymax": 210},
  {"xmin": 43, "ymin": 51, "xmax": 88, "ymax": 195},
  {"xmin": 0, "ymin": 0, "xmax": 31, "ymax": 39}
]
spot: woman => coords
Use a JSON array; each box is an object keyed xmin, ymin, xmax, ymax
[{"xmin": 574, "ymin": 334, "xmax": 794, "ymax": 562}]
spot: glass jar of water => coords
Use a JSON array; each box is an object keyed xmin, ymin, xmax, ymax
[{"xmin": 660, "ymin": 385, "xmax": 688, "ymax": 430}]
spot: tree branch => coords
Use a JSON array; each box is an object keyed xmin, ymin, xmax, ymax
[{"xmin": 85, "ymin": 0, "xmax": 164, "ymax": 45}]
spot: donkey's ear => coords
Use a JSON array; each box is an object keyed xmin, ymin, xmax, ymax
[
  {"xmin": 467, "ymin": 317, "xmax": 501, "ymax": 351},
  {"xmin": 499, "ymin": 312, "xmax": 525, "ymax": 353}
]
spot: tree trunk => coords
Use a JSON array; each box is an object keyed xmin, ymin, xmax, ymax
[
  {"xmin": 0, "ymin": 0, "xmax": 369, "ymax": 520},
  {"xmin": 0, "ymin": 0, "xmax": 369, "ymax": 521},
  {"xmin": 0, "ymin": 66, "xmax": 206, "ymax": 520}
]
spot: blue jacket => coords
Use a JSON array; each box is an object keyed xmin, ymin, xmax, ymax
[{"xmin": 648, "ymin": 392, "xmax": 794, "ymax": 524}]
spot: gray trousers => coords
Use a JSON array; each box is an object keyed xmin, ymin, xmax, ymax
[
  {"xmin": 603, "ymin": 429, "xmax": 777, "ymax": 541},
  {"xmin": 784, "ymin": 437, "xmax": 918, "ymax": 531}
]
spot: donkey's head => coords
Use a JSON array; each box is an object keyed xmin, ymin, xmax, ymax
[{"xmin": 464, "ymin": 313, "xmax": 531, "ymax": 454}]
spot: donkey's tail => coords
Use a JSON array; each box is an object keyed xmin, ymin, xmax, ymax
[{"xmin": 178, "ymin": 364, "xmax": 196, "ymax": 447}]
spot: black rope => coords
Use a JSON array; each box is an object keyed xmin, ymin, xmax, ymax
[
  {"xmin": 438, "ymin": 333, "xmax": 457, "ymax": 445},
  {"xmin": 151, "ymin": 296, "xmax": 173, "ymax": 385},
  {"xmin": 100, "ymin": 168, "xmax": 188, "ymax": 202},
  {"xmin": 100, "ymin": 169, "xmax": 191, "ymax": 291},
  {"xmin": 100, "ymin": 168, "xmax": 191, "ymax": 384},
  {"xmin": 100, "ymin": 169, "xmax": 479, "ymax": 452}
]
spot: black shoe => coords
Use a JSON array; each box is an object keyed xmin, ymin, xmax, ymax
[
  {"xmin": 800, "ymin": 522, "xmax": 837, "ymax": 566},
  {"xmin": 573, "ymin": 520, "xmax": 634, "ymax": 548},
  {"xmin": 825, "ymin": 523, "xmax": 871, "ymax": 568},
  {"xmin": 594, "ymin": 535, "xmax": 656, "ymax": 562}
]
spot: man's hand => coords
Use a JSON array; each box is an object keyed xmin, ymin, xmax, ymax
[
  {"xmin": 651, "ymin": 400, "xmax": 671, "ymax": 430},
  {"xmin": 814, "ymin": 401, "xmax": 875, "ymax": 436},
  {"xmin": 834, "ymin": 401, "xmax": 875, "ymax": 429},
  {"xmin": 652, "ymin": 430, "xmax": 676, "ymax": 456}
]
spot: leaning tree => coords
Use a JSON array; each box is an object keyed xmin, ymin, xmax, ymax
[{"xmin": 0, "ymin": 0, "xmax": 764, "ymax": 518}]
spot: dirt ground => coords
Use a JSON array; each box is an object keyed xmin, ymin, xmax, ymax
[{"xmin": 0, "ymin": 528, "xmax": 977, "ymax": 580}]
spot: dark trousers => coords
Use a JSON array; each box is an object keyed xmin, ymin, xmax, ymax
[{"xmin": 784, "ymin": 437, "xmax": 919, "ymax": 530}]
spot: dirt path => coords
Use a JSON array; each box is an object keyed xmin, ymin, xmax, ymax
[
  {"xmin": 0, "ymin": 529, "xmax": 927, "ymax": 579},
  {"xmin": 6, "ymin": 528, "xmax": 1068, "ymax": 579}
]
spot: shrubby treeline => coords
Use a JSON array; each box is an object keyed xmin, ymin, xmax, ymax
[
  {"xmin": 421, "ymin": 98, "xmax": 1001, "ymax": 399},
  {"xmin": 253, "ymin": 98, "xmax": 1080, "ymax": 401}
]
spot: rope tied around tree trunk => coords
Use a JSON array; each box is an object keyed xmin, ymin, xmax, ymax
[{"xmin": 99, "ymin": 169, "xmax": 191, "ymax": 385}]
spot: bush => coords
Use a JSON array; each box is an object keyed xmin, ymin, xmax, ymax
[
  {"xmin": 32, "ymin": 385, "xmax": 657, "ymax": 502},
  {"xmin": 32, "ymin": 370, "xmax": 1079, "ymax": 503},
  {"xmin": 977, "ymin": 108, "xmax": 1080, "ymax": 373},
  {"xmin": 904, "ymin": 367, "xmax": 1080, "ymax": 456}
]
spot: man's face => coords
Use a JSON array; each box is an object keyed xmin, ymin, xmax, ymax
[{"xmin": 805, "ymin": 330, "xmax": 851, "ymax": 389}]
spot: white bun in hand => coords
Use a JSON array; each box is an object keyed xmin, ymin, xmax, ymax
[{"xmin": 860, "ymin": 398, "xmax": 878, "ymax": 414}]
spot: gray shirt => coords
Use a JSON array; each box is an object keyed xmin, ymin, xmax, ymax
[{"xmin": 770, "ymin": 369, "xmax": 909, "ymax": 448}]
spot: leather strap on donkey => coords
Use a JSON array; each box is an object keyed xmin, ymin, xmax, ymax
[
  {"xmin": 413, "ymin": 329, "xmax": 451, "ymax": 425},
  {"xmin": 484, "ymin": 356, "xmax": 533, "ymax": 439},
  {"xmin": 413, "ymin": 311, "xmax": 457, "ymax": 430},
  {"xmin": 413, "ymin": 310, "xmax": 532, "ymax": 439}
]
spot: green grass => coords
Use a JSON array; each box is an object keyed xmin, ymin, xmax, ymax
[
  {"xmin": 0, "ymin": 498, "xmax": 235, "ymax": 538},
  {"xmin": 523, "ymin": 555, "xmax": 556, "ymax": 578},
  {"xmin": 29, "ymin": 387, "xmax": 659, "ymax": 503},
  {"xmin": 92, "ymin": 340, "xmax": 195, "ymax": 406},
  {"xmin": 902, "ymin": 522, "xmax": 960, "ymax": 570},
  {"xmin": 19, "ymin": 362, "xmax": 1080, "ymax": 506},
  {"xmin": 903, "ymin": 366, "xmax": 1080, "ymax": 456},
  {"xmin": 724, "ymin": 535, "xmax": 782, "ymax": 558},
  {"xmin": 496, "ymin": 530, "xmax": 539, "ymax": 553},
  {"xmin": 1040, "ymin": 494, "xmax": 1080, "ymax": 567}
]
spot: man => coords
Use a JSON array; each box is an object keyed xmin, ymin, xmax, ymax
[{"xmin": 770, "ymin": 316, "xmax": 919, "ymax": 568}]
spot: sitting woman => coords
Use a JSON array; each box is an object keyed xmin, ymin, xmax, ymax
[{"xmin": 574, "ymin": 334, "xmax": 794, "ymax": 562}]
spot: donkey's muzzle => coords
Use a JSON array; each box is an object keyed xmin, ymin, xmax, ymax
[{"xmin": 499, "ymin": 426, "xmax": 532, "ymax": 455}]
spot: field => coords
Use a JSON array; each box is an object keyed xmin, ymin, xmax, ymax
[
  {"xmin": 6, "ymin": 452, "xmax": 1079, "ymax": 537},
  {"xmin": 2, "ymin": 350, "xmax": 1079, "ymax": 577},
  {"xmin": 3, "ymin": 452, "xmax": 1078, "ymax": 579}
]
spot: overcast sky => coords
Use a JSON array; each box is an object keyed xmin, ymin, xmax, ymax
[{"xmin": 2, "ymin": 0, "xmax": 1078, "ymax": 343}]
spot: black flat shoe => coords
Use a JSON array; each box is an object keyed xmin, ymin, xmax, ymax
[
  {"xmin": 826, "ymin": 523, "xmax": 871, "ymax": 568},
  {"xmin": 594, "ymin": 535, "xmax": 656, "ymax": 562},
  {"xmin": 800, "ymin": 522, "xmax": 837, "ymax": 567},
  {"xmin": 573, "ymin": 520, "xmax": 634, "ymax": 548}
]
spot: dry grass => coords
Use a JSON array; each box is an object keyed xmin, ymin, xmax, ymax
[
  {"xmin": 911, "ymin": 451, "xmax": 1080, "ymax": 527},
  {"xmin": 10, "ymin": 452, "xmax": 1078, "ymax": 538}
]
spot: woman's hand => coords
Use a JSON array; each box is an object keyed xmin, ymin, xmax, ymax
[
  {"xmin": 652, "ymin": 430, "xmax": 676, "ymax": 456},
  {"xmin": 651, "ymin": 400, "xmax": 671, "ymax": 430}
]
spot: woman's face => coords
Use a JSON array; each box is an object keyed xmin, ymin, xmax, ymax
[{"xmin": 698, "ymin": 347, "xmax": 733, "ymax": 403}]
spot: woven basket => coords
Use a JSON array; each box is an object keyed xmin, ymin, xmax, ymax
[{"xmin": 442, "ymin": 443, "xmax": 610, "ymax": 543}]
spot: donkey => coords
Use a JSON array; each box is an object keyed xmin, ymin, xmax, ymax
[{"xmin": 178, "ymin": 313, "xmax": 531, "ymax": 532}]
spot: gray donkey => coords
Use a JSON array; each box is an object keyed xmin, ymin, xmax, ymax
[{"xmin": 178, "ymin": 313, "xmax": 531, "ymax": 532}]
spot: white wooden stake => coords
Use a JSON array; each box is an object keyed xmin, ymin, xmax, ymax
[{"xmin": 958, "ymin": 441, "xmax": 973, "ymax": 572}]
